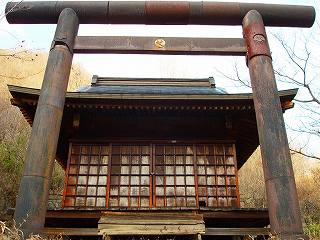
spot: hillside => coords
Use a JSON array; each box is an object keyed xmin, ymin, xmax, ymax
[
  {"xmin": 239, "ymin": 148, "xmax": 320, "ymax": 238},
  {"xmin": 0, "ymin": 48, "xmax": 90, "ymax": 216}
]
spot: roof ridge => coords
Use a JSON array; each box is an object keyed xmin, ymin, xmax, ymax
[{"xmin": 91, "ymin": 75, "xmax": 216, "ymax": 88}]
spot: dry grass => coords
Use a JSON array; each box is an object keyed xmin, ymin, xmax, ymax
[
  {"xmin": 1, "ymin": 221, "xmax": 23, "ymax": 240},
  {"xmin": 0, "ymin": 48, "xmax": 90, "ymax": 96},
  {"xmin": 239, "ymin": 148, "xmax": 320, "ymax": 239},
  {"xmin": 0, "ymin": 221, "xmax": 64, "ymax": 240}
]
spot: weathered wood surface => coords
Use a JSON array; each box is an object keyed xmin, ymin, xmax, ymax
[
  {"xmin": 13, "ymin": 8, "xmax": 79, "ymax": 234},
  {"xmin": 99, "ymin": 212, "xmax": 205, "ymax": 235},
  {"xmin": 99, "ymin": 212, "xmax": 204, "ymax": 224},
  {"xmin": 243, "ymin": 10, "xmax": 305, "ymax": 239},
  {"xmin": 74, "ymin": 36, "xmax": 246, "ymax": 55},
  {"xmin": 6, "ymin": 1, "xmax": 315, "ymax": 27},
  {"xmin": 100, "ymin": 225, "xmax": 205, "ymax": 235},
  {"xmin": 92, "ymin": 76, "xmax": 213, "ymax": 87},
  {"xmin": 63, "ymin": 143, "xmax": 238, "ymax": 209},
  {"xmin": 41, "ymin": 227, "xmax": 99, "ymax": 236},
  {"xmin": 45, "ymin": 208, "xmax": 268, "ymax": 218},
  {"xmin": 38, "ymin": 227, "xmax": 270, "ymax": 237},
  {"xmin": 205, "ymin": 227, "xmax": 270, "ymax": 236}
]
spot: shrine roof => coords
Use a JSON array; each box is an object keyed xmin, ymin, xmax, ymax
[
  {"xmin": 7, "ymin": 85, "xmax": 297, "ymax": 102},
  {"xmin": 78, "ymin": 85, "xmax": 228, "ymax": 95},
  {"xmin": 77, "ymin": 76, "xmax": 228, "ymax": 95}
]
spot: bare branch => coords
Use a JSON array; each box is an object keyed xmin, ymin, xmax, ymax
[
  {"xmin": 0, "ymin": 70, "xmax": 43, "ymax": 80},
  {"xmin": 294, "ymin": 99, "xmax": 316, "ymax": 103},
  {"xmin": 274, "ymin": 69, "xmax": 302, "ymax": 86},
  {"xmin": 214, "ymin": 63, "xmax": 251, "ymax": 88},
  {"xmin": 0, "ymin": 1, "xmax": 24, "ymax": 21},
  {"xmin": 290, "ymin": 148, "xmax": 320, "ymax": 161},
  {"xmin": 0, "ymin": 50, "xmax": 38, "ymax": 62},
  {"xmin": 274, "ymin": 34, "xmax": 320, "ymax": 105}
]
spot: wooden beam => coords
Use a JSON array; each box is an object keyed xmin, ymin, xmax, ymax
[
  {"xmin": 46, "ymin": 210, "xmax": 102, "ymax": 219},
  {"xmin": 40, "ymin": 227, "xmax": 270, "ymax": 237},
  {"xmin": 205, "ymin": 227, "xmax": 270, "ymax": 236},
  {"xmin": 202, "ymin": 209, "xmax": 269, "ymax": 219},
  {"xmin": 99, "ymin": 212, "xmax": 205, "ymax": 235},
  {"xmin": 74, "ymin": 36, "xmax": 246, "ymax": 56},
  {"xmin": 41, "ymin": 228, "xmax": 99, "ymax": 236},
  {"xmin": 6, "ymin": 1, "xmax": 315, "ymax": 27},
  {"xmin": 100, "ymin": 224, "xmax": 205, "ymax": 235}
]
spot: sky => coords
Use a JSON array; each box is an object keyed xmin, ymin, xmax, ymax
[
  {"xmin": 0, "ymin": 0, "xmax": 317, "ymax": 83},
  {"xmin": 0, "ymin": 0, "xmax": 319, "ymax": 159}
]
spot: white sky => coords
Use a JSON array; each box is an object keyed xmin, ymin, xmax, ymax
[
  {"xmin": 0, "ymin": 0, "xmax": 319, "ymax": 158},
  {"xmin": 0, "ymin": 0, "xmax": 317, "ymax": 82}
]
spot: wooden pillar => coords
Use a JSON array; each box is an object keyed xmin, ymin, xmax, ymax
[
  {"xmin": 242, "ymin": 10, "xmax": 307, "ymax": 240},
  {"xmin": 14, "ymin": 8, "xmax": 79, "ymax": 236}
]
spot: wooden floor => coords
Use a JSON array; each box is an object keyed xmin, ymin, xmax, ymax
[{"xmin": 44, "ymin": 208, "xmax": 269, "ymax": 237}]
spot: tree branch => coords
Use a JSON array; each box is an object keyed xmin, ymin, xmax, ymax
[
  {"xmin": 214, "ymin": 63, "xmax": 251, "ymax": 88},
  {"xmin": 0, "ymin": 1, "xmax": 24, "ymax": 21},
  {"xmin": 0, "ymin": 50, "xmax": 38, "ymax": 62},
  {"xmin": 290, "ymin": 148, "xmax": 320, "ymax": 161},
  {"xmin": 0, "ymin": 70, "xmax": 43, "ymax": 80}
]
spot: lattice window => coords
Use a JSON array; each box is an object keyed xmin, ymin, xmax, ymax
[
  {"xmin": 154, "ymin": 145, "xmax": 196, "ymax": 207},
  {"xmin": 63, "ymin": 142, "xmax": 239, "ymax": 209},
  {"xmin": 196, "ymin": 144, "xmax": 238, "ymax": 207},
  {"xmin": 108, "ymin": 145, "xmax": 151, "ymax": 208},
  {"xmin": 64, "ymin": 144, "xmax": 109, "ymax": 208}
]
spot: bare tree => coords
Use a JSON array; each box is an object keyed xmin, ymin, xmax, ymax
[
  {"xmin": 271, "ymin": 23, "xmax": 320, "ymax": 160},
  {"xmin": 214, "ymin": 24, "xmax": 320, "ymax": 161}
]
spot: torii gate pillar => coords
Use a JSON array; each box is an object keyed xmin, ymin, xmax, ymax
[
  {"xmin": 13, "ymin": 8, "xmax": 79, "ymax": 237},
  {"xmin": 243, "ymin": 10, "xmax": 306, "ymax": 240}
]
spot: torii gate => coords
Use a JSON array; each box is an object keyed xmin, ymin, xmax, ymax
[{"xmin": 5, "ymin": 1, "xmax": 315, "ymax": 239}]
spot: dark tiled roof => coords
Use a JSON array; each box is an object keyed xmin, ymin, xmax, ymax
[
  {"xmin": 77, "ymin": 85, "xmax": 228, "ymax": 95},
  {"xmin": 77, "ymin": 76, "xmax": 227, "ymax": 95}
]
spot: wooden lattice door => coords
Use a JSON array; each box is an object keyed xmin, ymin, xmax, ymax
[{"xmin": 63, "ymin": 142, "xmax": 239, "ymax": 209}]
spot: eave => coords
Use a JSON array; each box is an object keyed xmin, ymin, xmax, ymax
[
  {"xmin": 8, "ymin": 85, "xmax": 297, "ymax": 169},
  {"xmin": 8, "ymin": 84, "xmax": 297, "ymax": 101}
]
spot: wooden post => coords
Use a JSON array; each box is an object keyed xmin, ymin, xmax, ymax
[
  {"xmin": 14, "ymin": 8, "xmax": 79, "ymax": 236},
  {"xmin": 242, "ymin": 10, "xmax": 307, "ymax": 239}
]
